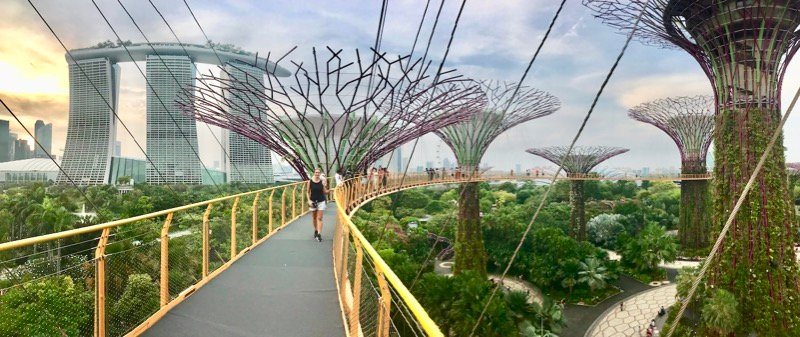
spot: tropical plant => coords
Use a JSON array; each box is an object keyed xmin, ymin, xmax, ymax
[
  {"xmin": 620, "ymin": 223, "xmax": 677, "ymax": 273},
  {"xmin": 586, "ymin": 213, "xmax": 625, "ymax": 249},
  {"xmin": 577, "ymin": 257, "xmax": 608, "ymax": 291},
  {"xmin": 531, "ymin": 297, "xmax": 566, "ymax": 334},
  {"xmin": 701, "ymin": 289, "xmax": 739, "ymax": 336}
]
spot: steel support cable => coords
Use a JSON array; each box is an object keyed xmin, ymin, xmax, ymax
[
  {"xmin": 663, "ymin": 56, "xmax": 800, "ymax": 337},
  {"xmin": 89, "ymin": 0, "xmax": 224, "ymax": 192},
  {"xmin": 145, "ymin": 0, "xmax": 275, "ymax": 185},
  {"xmin": 375, "ymin": 0, "xmax": 467, "ymax": 247},
  {"xmin": 467, "ymin": 1, "xmax": 651, "ymax": 335},
  {"xmin": 403, "ymin": 0, "xmax": 567, "ymax": 290},
  {"xmin": 25, "ymin": 0, "xmax": 179, "ymax": 194},
  {"xmin": 115, "ymin": 0, "xmax": 264, "ymax": 191}
]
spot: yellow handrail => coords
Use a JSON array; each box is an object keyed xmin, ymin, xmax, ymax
[{"xmin": 0, "ymin": 181, "xmax": 307, "ymax": 252}]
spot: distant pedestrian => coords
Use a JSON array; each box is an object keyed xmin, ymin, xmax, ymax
[
  {"xmin": 335, "ymin": 170, "xmax": 343, "ymax": 187},
  {"xmin": 620, "ymin": 301, "xmax": 624, "ymax": 311}
]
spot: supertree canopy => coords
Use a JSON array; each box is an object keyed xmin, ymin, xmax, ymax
[
  {"xmin": 585, "ymin": 1, "xmax": 800, "ymax": 334},
  {"xmin": 436, "ymin": 81, "xmax": 560, "ymax": 171},
  {"xmin": 526, "ymin": 146, "xmax": 628, "ymax": 241},
  {"xmin": 179, "ymin": 47, "xmax": 484, "ymax": 179},
  {"xmin": 434, "ymin": 81, "xmax": 560, "ymax": 276},
  {"xmin": 629, "ymin": 96, "xmax": 714, "ymax": 249}
]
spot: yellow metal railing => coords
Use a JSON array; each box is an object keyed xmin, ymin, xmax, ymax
[{"xmin": 0, "ymin": 181, "xmax": 309, "ymax": 337}]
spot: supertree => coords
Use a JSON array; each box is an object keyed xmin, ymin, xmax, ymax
[
  {"xmin": 629, "ymin": 96, "xmax": 714, "ymax": 250},
  {"xmin": 435, "ymin": 81, "xmax": 560, "ymax": 276},
  {"xmin": 525, "ymin": 146, "xmax": 628, "ymax": 241},
  {"xmin": 584, "ymin": 1, "xmax": 800, "ymax": 334},
  {"xmin": 179, "ymin": 47, "xmax": 484, "ymax": 179}
]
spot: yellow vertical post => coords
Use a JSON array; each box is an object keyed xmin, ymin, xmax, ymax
[
  {"xmin": 350, "ymin": 239, "xmax": 364, "ymax": 335},
  {"xmin": 231, "ymin": 197, "xmax": 240, "ymax": 260},
  {"xmin": 281, "ymin": 188, "xmax": 286, "ymax": 226},
  {"xmin": 252, "ymin": 192, "xmax": 260, "ymax": 244},
  {"xmin": 202, "ymin": 204, "xmax": 212, "ymax": 278},
  {"xmin": 160, "ymin": 213, "xmax": 174, "ymax": 307},
  {"xmin": 291, "ymin": 184, "xmax": 297, "ymax": 220},
  {"xmin": 268, "ymin": 190, "xmax": 275, "ymax": 233},
  {"xmin": 376, "ymin": 269, "xmax": 391, "ymax": 337},
  {"xmin": 94, "ymin": 228, "xmax": 110, "ymax": 337}
]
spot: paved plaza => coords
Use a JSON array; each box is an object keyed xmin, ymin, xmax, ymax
[{"xmin": 586, "ymin": 285, "xmax": 676, "ymax": 337}]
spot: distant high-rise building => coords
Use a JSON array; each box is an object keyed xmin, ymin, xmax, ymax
[
  {"xmin": 515, "ymin": 163, "xmax": 522, "ymax": 173},
  {"xmin": 0, "ymin": 119, "xmax": 9, "ymax": 163},
  {"xmin": 34, "ymin": 120, "xmax": 53, "ymax": 158},
  {"xmin": 58, "ymin": 58, "xmax": 119, "ymax": 185},
  {"xmin": 14, "ymin": 138, "xmax": 32, "ymax": 160},
  {"xmin": 443, "ymin": 158, "xmax": 452, "ymax": 169},
  {"xmin": 146, "ymin": 55, "xmax": 200, "ymax": 184},
  {"xmin": 113, "ymin": 140, "xmax": 121, "ymax": 157},
  {"xmin": 641, "ymin": 167, "xmax": 650, "ymax": 176},
  {"xmin": 393, "ymin": 147, "xmax": 403, "ymax": 172},
  {"xmin": 426, "ymin": 161, "xmax": 434, "ymax": 169},
  {"xmin": 223, "ymin": 61, "xmax": 273, "ymax": 183}
]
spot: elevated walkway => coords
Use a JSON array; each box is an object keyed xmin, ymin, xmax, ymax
[{"xmin": 142, "ymin": 207, "xmax": 343, "ymax": 337}]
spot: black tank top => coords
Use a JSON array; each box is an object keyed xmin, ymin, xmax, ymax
[{"xmin": 309, "ymin": 179, "xmax": 326, "ymax": 202}]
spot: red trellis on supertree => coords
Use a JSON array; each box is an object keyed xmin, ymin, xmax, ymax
[
  {"xmin": 630, "ymin": 96, "xmax": 714, "ymax": 249},
  {"xmin": 178, "ymin": 47, "xmax": 484, "ymax": 179},
  {"xmin": 584, "ymin": 1, "xmax": 800, "ymax": 334},
  {"xmin": 526, "ymin": 146, "xmax": 628, "ymax": 241}
]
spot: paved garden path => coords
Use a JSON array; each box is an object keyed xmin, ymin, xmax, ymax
[{"xmin": 585, "ymin": 284, "xmax": 676, "ymax": 337}]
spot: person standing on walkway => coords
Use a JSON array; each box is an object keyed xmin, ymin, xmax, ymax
[{"xmin": 308, "ymin": 168, "xmax": 328, "ymax": 242}]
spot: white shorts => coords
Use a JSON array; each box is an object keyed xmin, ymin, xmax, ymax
[{"xmin": 310, "ymin": 200, "xmax": 327, "ymax": 211}]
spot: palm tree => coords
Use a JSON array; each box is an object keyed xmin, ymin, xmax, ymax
[
  {"xmin": 623, "ymin": 223, "xmax": 678, "ymax": 273},
  {"xmin": 702, "ymin": 289, "xmax": 739, "ymax": 336},
  {"xmin": 505, "ymin": 290, "xmax": 534, "ymax": 324},
  {"xmin": 26, "ymin": 197, "xmax": 76, "ymax": 272},
  {"xmin": 577, "ymin": 257, "xmax": 608, "ymax": 292},
  {"xmin": 560, "ymin": 277, "xmax": 577, "ymax": 301},
  {"xmin": 532, "ymin": 297, "xmax": 566, "ymax": 334}
]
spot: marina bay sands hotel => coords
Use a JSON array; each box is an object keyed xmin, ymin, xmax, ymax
[{"xmin": 58, "ymin": 42, "xmax": 289, "ymax": 185}]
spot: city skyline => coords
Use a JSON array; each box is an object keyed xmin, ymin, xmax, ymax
[{"xmin": 1, "ymin": 1, "xmax": 799, "ymax": 174}]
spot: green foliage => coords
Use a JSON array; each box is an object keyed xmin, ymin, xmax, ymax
[
  {"xmin": 620, "ymin": 223, "xmax": 677, "ymax": 273},
  {"xmin": 0, "ymin": 276, "xmax": 92, "ymax": 337},
  {"xmin": 578, "ymin": 257, "xmax": 608, "ymax": 291},
  {"xmin": 587, "ymin": 213, "xmax": 626, "ymax": 249},
  {"xmin": 109, "ymin": 274, "xmax": 160, "ymax": 336},
  {"xmin": 425, "ymin": 200, "xmax": 449, "ymax": 214},
  {"xmin": 414, "ymin": 272, "xmax": 517, "ymax": 337},
  {"xmin": 701, "ymin": 289, "xmax": 739, "ymax": 336}
]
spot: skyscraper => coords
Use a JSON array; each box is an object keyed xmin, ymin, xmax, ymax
[
  {"xmin": 13, "ymin": 138, "xmax": 32, "ymax": 160},
  {"xmin": 146, "ymin": 55, "xmax": 200, "ymax": 184},
  {"xmin": 393, "ymin": 147, "xmax": 403, "ymax": 172},
  {"xmin": 0, "ymin": 119, "xmax": 9, "ymax": 163},
  {"xmin": 58, "ymin": 58, "xmax": 119, "ymax": 185},
  {"xmin": 223, "ymin": 61, "xmax": 273, "ymax": 183},
  {"xmin": 34, "ymin": 120, "xmax": 52, "ymax": 158}
]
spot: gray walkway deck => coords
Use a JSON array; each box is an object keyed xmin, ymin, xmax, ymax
[{"xmin": 143, "ymin": 207, "xmax": 344, "ymax": 337}]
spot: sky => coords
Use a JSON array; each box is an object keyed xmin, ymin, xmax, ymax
[{"xmin": 0, "ymin": 0, "xmax": 799, "ymax": 173}]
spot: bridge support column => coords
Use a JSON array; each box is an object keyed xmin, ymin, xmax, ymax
[
  {"xmin": 376, "ymin": 270, "xmax": 391, "ymax": 337},
  {"xmin": 231, "ymin": 197, "xmax": 240, "ymax": 260},
  {"xmin": 350, "ymin": 239, "xmax": 363, "ymax": 336},
  {"xmin": 268, "ymin": 190, "xmax": 275, "ymax": 233},
  {"xmin": 94, "ymin": 228, "xmax": 110, "ymax": 337},
  {"xmin": 160, "ymin": 213, "xmax": 174, "ymax": 307},
  {"xmin": 202, "ymin": 204, "xmax": 212, "ymax": 278},
  {"xmin": 252, "ymin": 193, "xmax": 260, "ymax": 245}
]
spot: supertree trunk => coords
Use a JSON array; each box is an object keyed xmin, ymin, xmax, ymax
[
  {"xmin": 711, "ymin": 106, "xmax": 798, "ymax": 333},
  {"xmin": 570, "ymin": 180, "xmax": 586, "ymax": 241},
  {"xmin": 679, "ymin": 160, "xmax": 710, "ymax": 250},
  {"xmin": 454, "ymin": 181, "xmax": 487, "ymax": 276}
]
